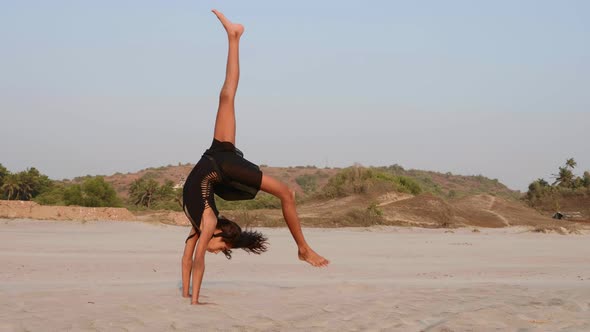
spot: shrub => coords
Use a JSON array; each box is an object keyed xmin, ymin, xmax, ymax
[
  {"xmin": 338, "ymin": 203, "xmax": 385, "ymax": 226},
  {"xmin": 216, "ymin": 192, "xmax": 281, "ymax": 210},
  {"xmin": 447, "ymin": 190, "xmax": 458, "ymax": 199},
  {"xmin": 395, "ymin": 176, "xmax": 422, "ymax": 195},
  {"xmin": 315, "ymin": 170, "xmax": 329, "ymax": 178},
  {"xmin": 64, "ymin": 177, "xmax": 121, "ymax": 207},
  {"xmin": 129, "ymin": 177, "xmax": 179, "ymax": 210},
  {"xmin": 318, "ymin": 166, "xmax": 422, "ymax": 198},
  {"xmin": 34, "ymin": 185, "xmax": 66, "ymax": 205},
  {"xmin": 367, "ymin": 202, "xmax": 383, "ymax": 217},
  {"xmin": 526, "ymin": 178, "xmax": 551, "ymax": 202},
  {"xmin": 295, "ymin": 174, "xmax": 318, "ymax": 194}
]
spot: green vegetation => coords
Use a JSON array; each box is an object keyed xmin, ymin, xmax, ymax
[
  {"xmin": 318, "ymin": 166, "xmax": 422, "ymax": 199},
  {"xmin": 62, "ymin": 177, "xmax": 122, "ymax": 207},
  {"xmin": 2, "ymin": 160, "xmax": 522, "ymax": 222},
  {"xmin": 0, "ymin": 164, "xmax": 8, "ymax": 189},
  {"xmin": 216, "ymin": 192, "xmax": 281, "ymax": 210},
  {"xmin": 526, "ymin": 158, "xmax": 590, "ymax": 205},
  {"xmin": 295, "ymin": 174, "xmax": 318, "ymax": 194},
  {"xmin": 34, "ymin": 184, "xmax": 67, "ymax": 205},
  {"xmin": 1, "ymin": 166, "xmax": 52, "ymax": 201},
  {"xmin": 0, "ymin": 164, "xmax": 122, "ymax": 207},
  {"xmin": 297, "ymin": 164, "xmax": 462, "ymax": 201},
  {"xmin": 376, "ymin": 164, "xmax": 515, "ymax": 199},
  {"xmin": 336, "ymin": 202, "xmax": 385, "ymax": 227},
  {"xmin": 128, "ymin": 177, "xmax": 181, "ymax": 211}
]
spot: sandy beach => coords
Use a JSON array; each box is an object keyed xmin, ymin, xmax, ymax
[{"xmin": 1, "ymin": 219, "xmax": 589, "ymax": 331}]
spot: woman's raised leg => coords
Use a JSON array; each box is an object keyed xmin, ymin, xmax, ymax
[
  {"xmin": 212, "ymin": 9, "xmax": 244, "ymax": 145},
  {"xmin": 259, "ymin": 174, "xmax": 330, "ymax": 267}
]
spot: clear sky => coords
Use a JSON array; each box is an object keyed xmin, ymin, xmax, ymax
[{"xmin": 1, "ymin": 0, "xmax": 589, "ymax": 191}]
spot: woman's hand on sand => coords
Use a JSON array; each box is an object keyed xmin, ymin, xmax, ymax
[{"xmin": 191, "ymin": 301, "xmax": 216, "ymax": 305}]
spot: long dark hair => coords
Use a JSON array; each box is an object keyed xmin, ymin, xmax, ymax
[{"xmin": 217, "ymin": 216, "xmax": 268, "ymax": 259}]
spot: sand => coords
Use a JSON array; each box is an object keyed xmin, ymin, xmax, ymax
[{"xmin": 1, "ymin": 219, "xmax": 590, "ymax": 332}]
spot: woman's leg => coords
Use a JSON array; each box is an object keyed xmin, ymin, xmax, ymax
[
  {"xmin": 212, "ymin": 9, "xmax": 244, "ymax": 145},
  {"xmin": 259, "ymin": 174, "xmax": 329, "ymax": 267},
  {"xmin": 181, "ymin": 227, "xmax": 198, "ymax": 297}
]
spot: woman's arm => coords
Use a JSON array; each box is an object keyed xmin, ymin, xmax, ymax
[
  {"xmin": 191, "ymin": 209, "xmax": 218, "ymax": 304},
  {"xmin": 181, "ymin": 227, "xmax": 199, "ymax": 297}
]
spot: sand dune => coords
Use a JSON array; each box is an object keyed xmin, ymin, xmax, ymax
[
  {"xmin": 378, "ymin": 193, "xmax": 579, "ymax": 231},
  {"xmin": 381, "ymin": 193, "xmax": 455, "ymax": 227},
  {"xmin": 1, "ymin": 219, "xmax": 590, "ymax": 331}
]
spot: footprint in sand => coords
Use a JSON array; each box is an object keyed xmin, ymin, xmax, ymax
[
  {"xmin": 322, "ymin": 304, "xmax": 339, "ymax": 313},
  {"xmin": 547, "ymin": 298, "xmax": 564, "ymax": 306}
]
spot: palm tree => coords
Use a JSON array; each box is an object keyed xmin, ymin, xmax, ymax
[
  {"xmin": 1, "ymin": 174, "xmax": 20, "ymax": 200},
  {"xmin": 16, "ymin": 179, "xmax": 33, "ymax": 200},
  {"xmin": 565, "ymin": 158, "xmax": 577, "ymax": 170},
  {"xmin": 553, "ymin": 166, "xmax": 574, "ymax": 188},
  {"xmin": 0, "ymin": 163, "xmax": 8, "ymax": 185}
]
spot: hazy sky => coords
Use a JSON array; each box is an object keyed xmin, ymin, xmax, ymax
[{"xmin": 1, "ymin": 1, "xmax": 589, "ymax": 191}]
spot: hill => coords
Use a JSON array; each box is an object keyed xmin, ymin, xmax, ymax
[
  {"xmin": 6, "ymin": 155, "xmax": 586, "ymax": 231},
  {"xmin": 93, "ymin": 163, "xmax": 518, "ymax": 202},
  {"xmin": 51, "ymin": 163, "xmax": 587, "ymax": 232}
]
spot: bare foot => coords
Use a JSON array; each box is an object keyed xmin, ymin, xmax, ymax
[
  {"xmin": 298, "ymin": 247, "xmax": 329, "ymax": 267},
  {"xmin": 212, "ymin": 9, "xmax": 244, "ymax": 39}
]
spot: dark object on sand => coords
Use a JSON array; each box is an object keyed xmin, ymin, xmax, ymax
[{"xmin": 553, "ymin": 211, "xmax": 583, "ymax": 220}]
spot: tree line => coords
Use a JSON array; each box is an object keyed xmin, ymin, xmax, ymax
[
  {"xmin": 526, "ymin": 158, "xmax": 590, "ymax": 202},
  {"xmin": 0, "ymin": 163, "xmax": 181, "ymax": 210},
  {"xmin": 4, "ymin": 158, "xmax": 587, "ymax": 211},
  {"xmin": 1, "ymin": 163, "xmax": 122, "ymax": 207},
  {"xmin": 1, "ymin": 164, "xmax": 52, "ymax": 201}
]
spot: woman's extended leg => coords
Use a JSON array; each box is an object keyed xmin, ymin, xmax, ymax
[
  {"xmin": 212, "ymin": 9, "xmax": 244, "ymax": 145},
  {"xmin": 260, "ymin": 174, "xmax": 330, "ymax": 267}
]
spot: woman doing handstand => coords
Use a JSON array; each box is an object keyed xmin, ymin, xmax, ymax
[{"xmin": 181, "ymin": 9, "xmax": 329, "ymax": 305}]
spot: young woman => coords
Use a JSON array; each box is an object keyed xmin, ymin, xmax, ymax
[{"xmin": 181, "ymin": 9, "xmax": 329, "ymax": 305}]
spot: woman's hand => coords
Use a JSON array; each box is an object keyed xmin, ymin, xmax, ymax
[{"xmin": 191, "ymin": 301, "xmax": 216, "ymax": 305}]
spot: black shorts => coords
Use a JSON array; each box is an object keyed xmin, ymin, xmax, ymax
[{"xmin": 182, "ymin": 139, "xmax": 262, "ymax": 239}]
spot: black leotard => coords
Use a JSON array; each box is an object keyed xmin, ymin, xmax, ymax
[{"xmin": 182, "ymin": 139, "xmax": 263, "ymax": 242}]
